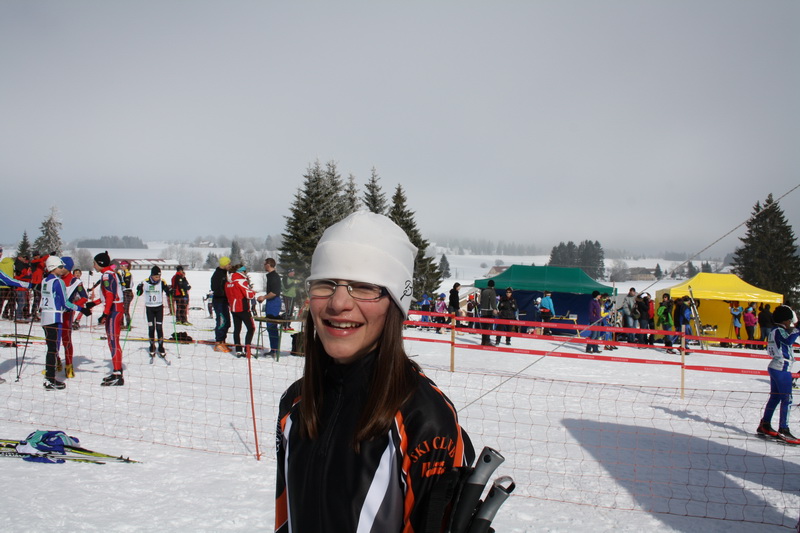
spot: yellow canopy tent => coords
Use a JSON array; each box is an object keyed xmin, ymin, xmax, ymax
[{"xmin": 655, "ymin": 273, "xmax": 783, "ymax": 340}]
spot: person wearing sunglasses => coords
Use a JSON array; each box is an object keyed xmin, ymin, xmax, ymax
[{"xmin": 275, "ymin": 211, "xmax": 474, "ymax": 533}]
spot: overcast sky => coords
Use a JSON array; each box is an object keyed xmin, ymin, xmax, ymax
[{"xmin": 1, "ymin": 1, "xmax": 798, "ymax": 256}]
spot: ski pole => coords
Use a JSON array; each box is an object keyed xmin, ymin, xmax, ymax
[
  {"xmin": 13, "ymin": 308, "xmax": 19, "ymax": 377},
  {"xmin": 15, "ymin": 299, "xmax": 37, "ymax": 382},
  {"xmin": 170, "ymin": 298, "xmax": 180, "ymax": 359},
  {"xmin": 465, "ymin": 476, "xmax": 516, "ymax": 533},
  {"xmin": 449, "ymin": 447, "xmax": 505, "ymax": 533}
]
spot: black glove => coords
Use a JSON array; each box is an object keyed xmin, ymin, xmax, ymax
[
  {"xmin": 80, "ymin": 307, "xmax": 92, "ymax": 317},
  {"xmin": 98, "ymin": 314, "xmax": 109, "ymax": 325},
  {"xmin": 84, "ymin": 301, "xmax": 97, "ymax": 310}
]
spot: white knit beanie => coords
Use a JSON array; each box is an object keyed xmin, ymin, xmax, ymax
[{"xmin": 308, "ymin": 211, "xmax": 418, "ymax": 316}]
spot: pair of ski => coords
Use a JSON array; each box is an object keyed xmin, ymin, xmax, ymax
[
  {"xmin": 755, "ymin": 432, "xmax": 800, "ymax": 446},
  {"xmin": 149, "ymin": 352, "xmax": 171, "ymax": 366},
  {"xmin": 0, "ymin": 439, "xmax": 139, "ymax": 464}
]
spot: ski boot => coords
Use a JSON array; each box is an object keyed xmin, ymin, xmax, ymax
[
  {"xmin": 777, "ymin": 427, "xmax": 800, "ymax": 445},
  {"xmin": 65, "ymin": 364, "xmax": 75, "ymax": 379},
  {"xmin": 101, "ymin": 371, "xmax": 125, "ymax": 387},
  {"xmin": 43, "ymin": 378, "xmax": 66, "ymax": 391},
  {"xmin": 757, "ymin": 420, "xmax": 778, "ymax": 437}
]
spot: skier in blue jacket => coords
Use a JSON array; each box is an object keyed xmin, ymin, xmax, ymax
[{"xmin": 757, "ymin": 304, "xmax": 800, "ymax": 444}]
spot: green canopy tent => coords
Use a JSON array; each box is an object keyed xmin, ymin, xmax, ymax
[{"xmin": 474, "ymin": 265, "xmax": 616, "ymax": 329}]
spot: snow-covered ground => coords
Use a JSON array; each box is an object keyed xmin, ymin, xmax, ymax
[{"xmin": 0, "ymin": 252, "xmax": 796, "ymax": 532}]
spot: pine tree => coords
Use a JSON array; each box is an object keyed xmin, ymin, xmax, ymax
[
  {"xmin": 204, "ymin": 252, "xmax": 219, "ymax": 269},
  {"xmin": 577, "ymin": 240, "xmax": 605, "ymax": 279},
  {"xmin": 701, "ymin": 261, "xmax": 713, "ymax": 273},
  {"xmin": 33, "ymin": 206, "xmax": 63, "ymax": 255},
  {"xmin": 686, "ymin": 261, "xmax": 699, "ymax": 277},
  {"xmin": 654, "ymin": 263, "xmax": 663, "ymax": 280},
  {"xmin": 388, "ymin": 185, "xmax": 442, "ymax": 298},
  {"xmin": 549, "ymin": 240, "xmax": 604, "ymax": 279},
  {"xmin": 439, "ymin": 254, "xmax": 451, "ymax": 278},
  {"xmin": 362, "ymin": 167, "xmax": 388, "ymax": 215},
  {"xmin": 279, "ymin": 161, "xmax": 347, "ymax": 281},
  {"xmin": 17, "ymin": 230, "xmax": 32, "ymax": 258},
  {"xmin": 323, "ymin": 161, "xmax": 350, "ymax": 221},
  {"xmin": 732, "ymin": 193, "xmax": 800, "ymax": 304},
  {"xmin": 230, "ymin": 240, "xmax": 242, "ymax": 264},
  {"xmin": 343, "ymin": 174, "xmax": 360, "ymax": 215},
  {"xmin": 548, "ymin": 242, "xmax": 577, "ymax": 268}
]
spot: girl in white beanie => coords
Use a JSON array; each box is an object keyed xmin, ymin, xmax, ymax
[{"xmin": 275, "ymin": 211, "xmax": 474, "ymax": 532}]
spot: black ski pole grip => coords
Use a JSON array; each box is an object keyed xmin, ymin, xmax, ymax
[
  {"xmin": 449, "ymin": 447, "xmax": 505, "ymax": 533},
  {"xmin": 465, "ymin": 476, "xmax": 516, "ymax": 533}
]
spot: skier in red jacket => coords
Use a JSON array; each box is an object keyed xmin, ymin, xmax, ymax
[
  {"xmin": 224, "ymin": 265, "xmax": 256, "ymax": 358},
  {"xmin": 94, "ymin": 251, "xmax": 125, "ymax": 386}
]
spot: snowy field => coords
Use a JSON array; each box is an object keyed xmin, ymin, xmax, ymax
[{"xmin": 0, "ymin": 251, "xmax": 797, "ymax": 532}]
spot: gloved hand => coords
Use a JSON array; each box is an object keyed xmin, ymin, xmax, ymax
[
  {"xmin": 79, "ymin": 307, "xmax": 92, "ymax": 316},
  {"xmin": 84, "ymin": 301, "xmax": 97, "ymax": 310},
  {"xmin": 98, "ymin": 314, "xmax": 109, "ymax": 325}
]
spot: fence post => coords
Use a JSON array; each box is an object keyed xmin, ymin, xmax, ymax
[
  {"xmin": 450, "ymin": 313, "xmax": 456, "ymax": 372},
  {"xmin": 680, "ymin": 328, "xmax": 685, "ymax": 399}
]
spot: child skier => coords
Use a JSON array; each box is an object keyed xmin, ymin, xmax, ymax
[
  {"xmin": 756, "ymin": 304, "xmax": 800, "ymax": 444},
  {"xmin": 136, "ymin": 265, "xmax": 173, "ymax": 359}
]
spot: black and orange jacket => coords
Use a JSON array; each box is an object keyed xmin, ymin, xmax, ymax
[{"xmin": 275, "ymin": 352, "xmax": 474, "ymax": 533}]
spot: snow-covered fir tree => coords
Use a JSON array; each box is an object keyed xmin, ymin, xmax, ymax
[
  {"xmin": 732, "ymin": 193, "xmax": 800, "ymax": 304},
  {"xmin": 230, "ymin": 240, "xmax": 243, "ymax": 264},
  {"xmin": 387, "ymin": 184, "xmax": 442, "ymax": 299},
  {"xmin": 362, "ymin": 167, "xmax": 388, "ymax": 215},
  {"xmin": 33, "ymin": 206, "xmax": 63, "ymax": 255},
  {"xmin": 343, "ymin": 174, "xmax": 360, "ymax": 215},
  {"xmin": 280, "ymin": 160, "xmax": 352, "ymax": 280},
  {"xmin": 205, "ymin": 252, "xmax": 219, "ymax": 269}
]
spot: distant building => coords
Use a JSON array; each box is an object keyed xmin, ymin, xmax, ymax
[
  {"xmin": 485, "ymin": 265, "xmax": 510, "ymax": 277},
  {"xmin": 628, "ymin": 267, "xmax": 655, "ymax": 281},
  {"xmin": 118, "ymin": 258, "xmax": 181, "ymax": 271}
]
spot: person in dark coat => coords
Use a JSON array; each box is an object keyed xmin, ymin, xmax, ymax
[
  {"xmin": 495, "ymin": 287, "xmax": 517, "ymax": 345},
  {"xmin": 586, "ymin": 290, "xmax": 602, "ymax": 353},
  {"xmin": 758, "ymin": 304, "xmax": 773, "ymax": 349}
]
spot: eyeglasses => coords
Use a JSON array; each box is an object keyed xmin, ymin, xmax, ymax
[{"xmin": 306, "ymin": 279, "xmax": 388, "ymax": 301}]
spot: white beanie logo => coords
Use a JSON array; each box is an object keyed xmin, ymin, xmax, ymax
[
  {"xmin": 308, "ymin": 211, "xmax": 418, "ymax": 316},
  {"xmin": 402, "ymin": 280, "xmax": 413, "ymax": 301}
]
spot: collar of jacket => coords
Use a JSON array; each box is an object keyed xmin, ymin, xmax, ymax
[{"xmin": 324, "ymin": 350, "xmax": 378, "ymax": 391}]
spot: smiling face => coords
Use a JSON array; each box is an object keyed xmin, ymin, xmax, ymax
[{"xmin": 309, "ymin": 279, "xmax": 391, "ymax": 364}]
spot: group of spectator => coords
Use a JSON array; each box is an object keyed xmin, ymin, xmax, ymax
[
  {"xmin": 0, "ymin": 250, "xmax": 50, "ymax": 322},
  {"xmin": 730, "ymin": 301, "xmax": 775, "ymax": 348},
  {"xmin": 210, "ymin": 256, "xmax": 300, "ymax": 358}
]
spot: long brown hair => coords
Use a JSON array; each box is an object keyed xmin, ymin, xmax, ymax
[{"xmin": 298, "ymin": 302, "xmax": 419, "ymax": 447}]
